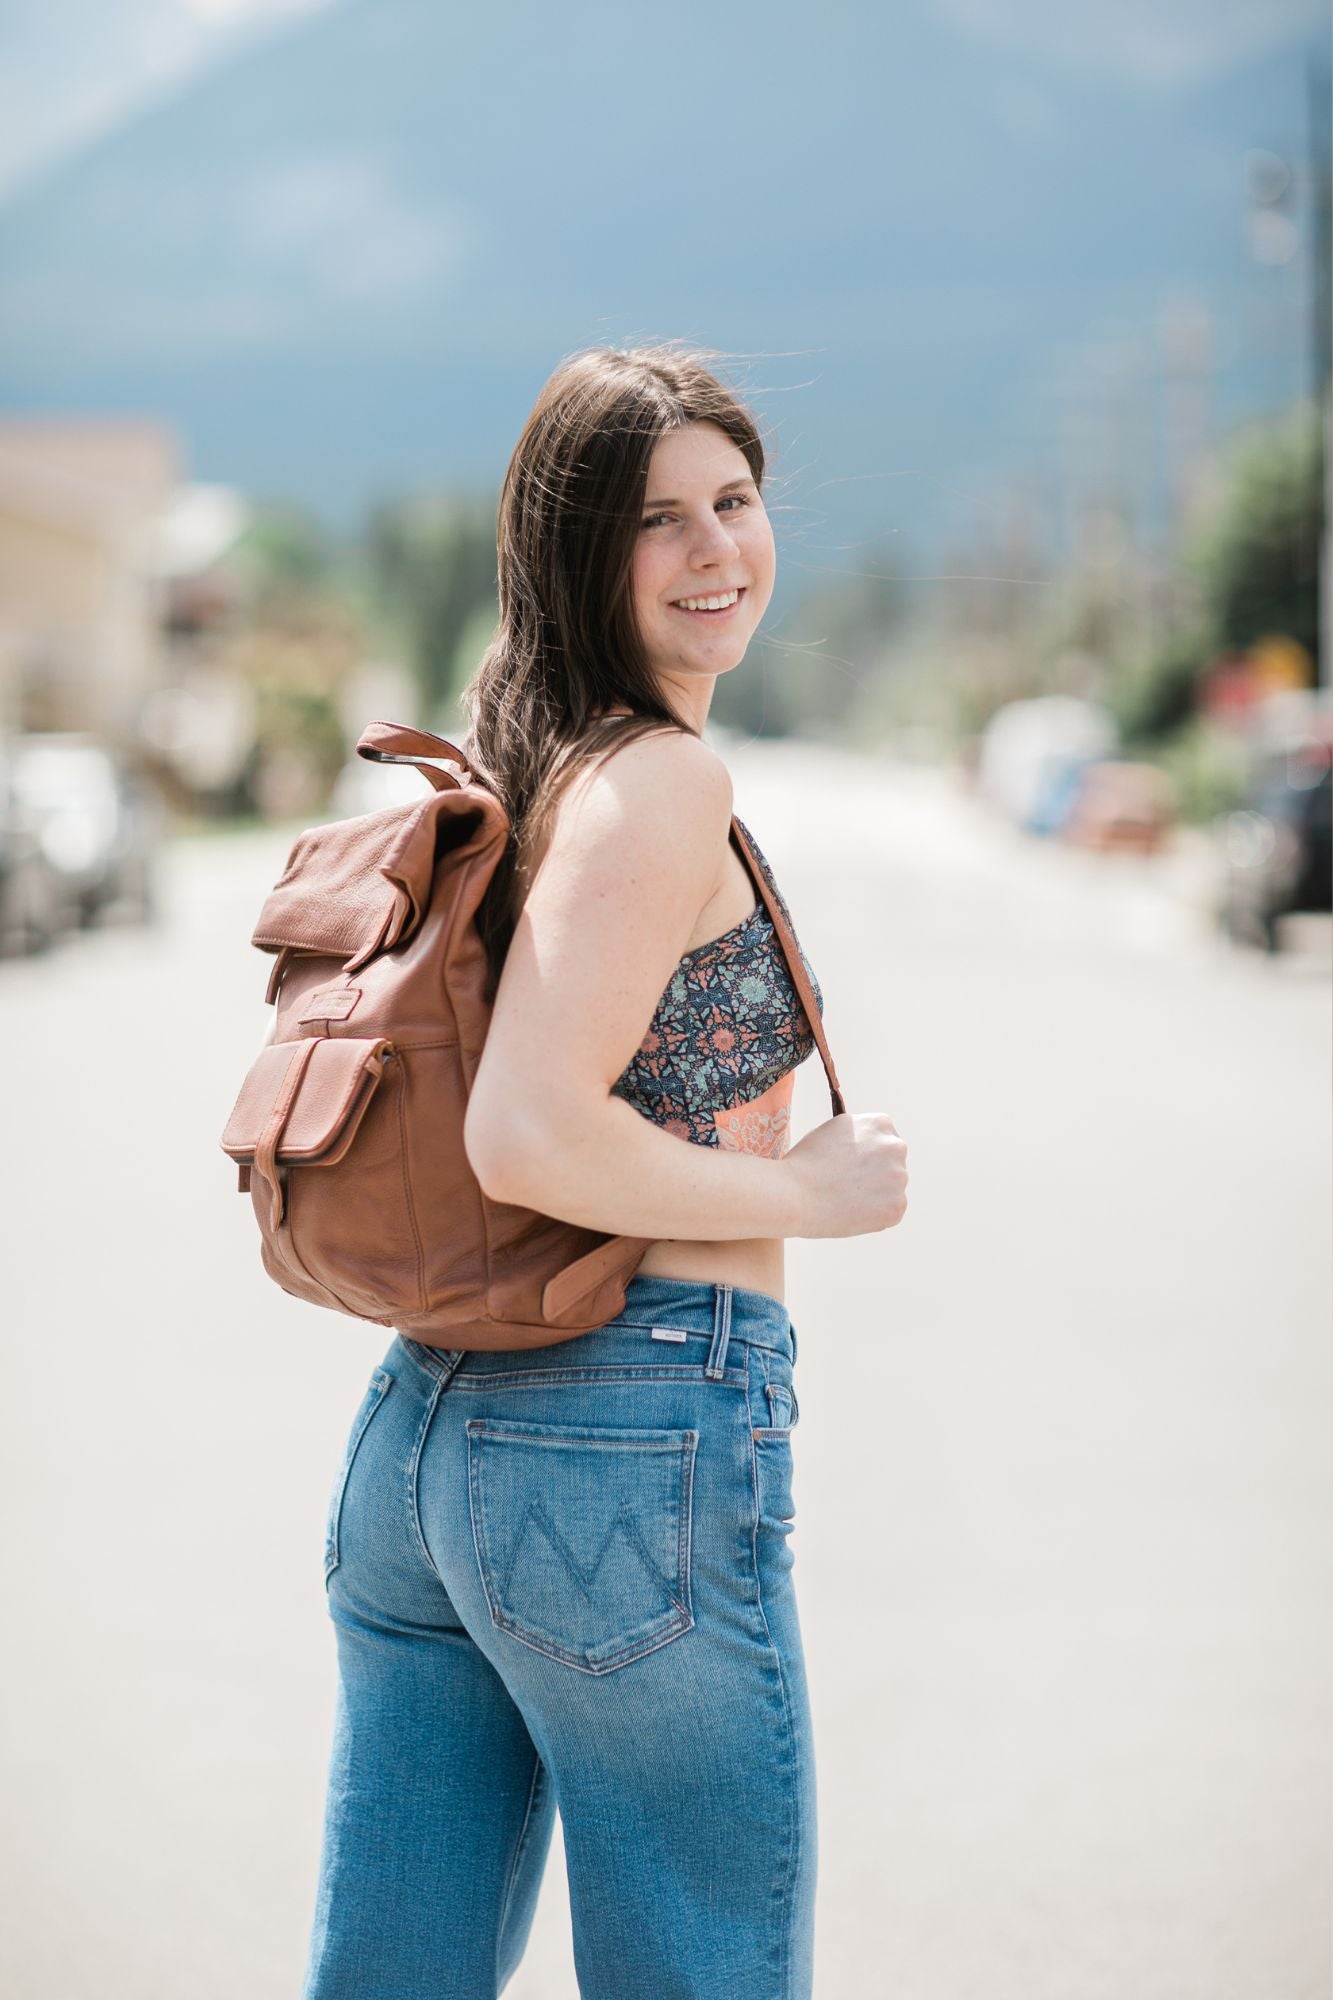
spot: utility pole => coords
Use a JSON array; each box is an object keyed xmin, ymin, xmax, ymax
[
  {"xmin": 1241, "ymin": 59, "xmax": 1331, "ymax": 689},
  {"xmin": 1159, "ymin": 296, "xmax": 1213, "ymax": 537},
  {"xmin": 1308, "ymin": 53, "xmax": 1331, "ymax": 687}
]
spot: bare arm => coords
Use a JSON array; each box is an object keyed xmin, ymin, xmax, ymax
[{"xmin": 463, "ymin": 730, "xmax": 809, "ymax": 1242}]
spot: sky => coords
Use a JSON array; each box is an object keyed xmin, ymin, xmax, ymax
[
  {"xmin": 0, "ymin": 0, "xmax": 1323, "ymax": 202},
  {"xmin": 0, "ymin": 0, "xmax": 1324, "ymax": 562},
  {"xmin": 0, "ymin": 0, "xmax": 334, "ymax": 199}
]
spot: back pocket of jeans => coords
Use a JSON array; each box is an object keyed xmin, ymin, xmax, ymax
[{"xmin": 465, "ymin": 1418, "xmax": 698, "ymax": 1675}]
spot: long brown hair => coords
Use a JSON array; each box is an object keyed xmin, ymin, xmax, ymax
[{"xmin": 460, "ymin": 342, "xmax": 766, "ymax": 988}]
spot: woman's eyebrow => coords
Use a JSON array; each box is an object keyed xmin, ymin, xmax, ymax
[{"xmin": 642, "ymin": 476, "xmax": 754, "ymax": 508}]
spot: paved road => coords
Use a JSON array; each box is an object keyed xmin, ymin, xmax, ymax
[{"xmin": 2, "ymin": 741, "xmax": 1328, "ymax": 1999}]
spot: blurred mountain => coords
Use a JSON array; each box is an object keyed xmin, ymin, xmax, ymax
[{"xmin": 0, "ymin": 0, "xmax": 1323, "ymax": 575}]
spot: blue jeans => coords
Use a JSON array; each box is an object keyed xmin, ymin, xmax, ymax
[{"xmin": 301, "ymin": 1275, "xmax": 816, "ymax": 2000}]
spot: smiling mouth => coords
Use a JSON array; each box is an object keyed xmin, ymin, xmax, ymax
[{"xmin": 670, "ymin": 587, "xmax": 746, "ymax": 616}]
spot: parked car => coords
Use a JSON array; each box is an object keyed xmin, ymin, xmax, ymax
[
  {"xmin": 9, "ymin": 734, "xmax": 162, "ymax": 931},
  {"xmin": 975, "ymin": 697, "xmax": 1120, "ymax": 830},
  {"xmin": 1218, "ymin": 721, "xmax": 1332, "ymax": 951},
  {"xmin": 0, "ymin": 738, "xmax": 63, "ymax": 956},
  {"xmin": 1063, "ymin": 760, "xmax": 1176, "ymax": 856}
]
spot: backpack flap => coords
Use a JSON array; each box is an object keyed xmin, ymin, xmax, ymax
[
  {"xmin": 220, "ymin": 1036, "xmax": 395, "ymax": 1228},
  {"xmin": 251, "ymin": 787, "xmax": 507, "ymax": 978}
]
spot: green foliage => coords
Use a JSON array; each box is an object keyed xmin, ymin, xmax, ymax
[
  {"xmin": 1189, "ymin": 406, "xmax": 1322, "ymax": 660},
  {"xmin": 223, "ymin": 591, "xmax": 361, "ymax": 817},
  {"xmin": 1152, "ymin": 715, "xmax": 1250, "ymax": 823},
  {"xmin": 718, "ymin": 546, "xmax": 905, "ymax": 739},
  {"xmin": 236, "ymin": 501, "xmax": 335, "ymax": 599},
  {"xmin": 1100, "ymin": 404, "xmax": 1321, "ymax": 757},
  {"xmin": 448, "ymin": 603, "xmax": 501, "ymax": 707},
  {"xmin": 243, "ymin": 679, "xmax": 347, "ymax": 818},
  {"xmin": 251, "ymin": 680, "xmax": 344, "ymax": 768},
  {"xmin": 365, "ymin": 494, "xmax": 499, "ymax": 717},
  {"xmin": 1109, "ymin": 626, "xmax": 1211, "ymax": 746}
]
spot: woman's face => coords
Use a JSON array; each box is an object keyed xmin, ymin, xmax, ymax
[{"xmin": 629, "ymin": 421, "xmax": 775, "ymax": 705}]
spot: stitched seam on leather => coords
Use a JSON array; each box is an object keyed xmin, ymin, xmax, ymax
[
  {"xmin": 468, "ymin": 1055, "xmax": 500, "ymax": 1322},
  {"xmin": 285, "ymin": 1192, "xmax": 366, "ymax": 1318},
  {"xmin": 371, "ymin": 1037, "xmax": 461, "ymax": 1051},
  {"xmin": 273, "ymin": 1176, "xmax": 325, "ymax": 1298},
  {"xmin": 394, "ymin": 1060, "xmax": 428, "ymax": 1316}
]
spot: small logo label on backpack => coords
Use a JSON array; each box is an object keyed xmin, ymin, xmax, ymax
[
  {"xmin": 650, "ymin": 1326, "xmax": 688, "ymax": 1343},
  {"xmin": 298, "ymin": 987, "xmax": 361, "ymax": 1023}
]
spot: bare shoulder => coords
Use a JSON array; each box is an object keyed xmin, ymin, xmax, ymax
[
  {"xmin": 537, "ymin": 725, "xmax": 734, "ymax": 894},
  {"xmin": 466, "ymin": 726, "xmax": 739, "ymax": 1159},
  {"xmin": 560, "ymin": 725, "xmax": 733, "ymax": 829}
]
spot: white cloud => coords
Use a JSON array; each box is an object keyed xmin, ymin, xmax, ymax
[
  {"xmin": 180, "ymin": 0, "xmax": 324, "ymax": 21},
  {"xmin": 933, "ymin": 0, "xmax": 1325, "ymax": 88},
  {"xmin": 243, "ymin": 154, "xmax": 467, "ymax": 303},
  {"xmin": 0, "ymin": 0, "xmax": 337, "ymax": 200},
  {"xmin": 0, "ymin": 149, "xmax": 468, "ymax": 359}
]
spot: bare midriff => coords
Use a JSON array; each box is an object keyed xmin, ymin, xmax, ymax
[{"xmin": 635, "ymin": 1234, "xmax": 786, "ymax": 1302}]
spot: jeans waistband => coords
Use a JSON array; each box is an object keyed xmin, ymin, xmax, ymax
[
  {"xmin": 602, "ymin": 1275, "xmax": 795, "ymax": 1364},
  {"xmin": 396, "ymin": 1276, "xmax": 796, "ymax": 1382}
]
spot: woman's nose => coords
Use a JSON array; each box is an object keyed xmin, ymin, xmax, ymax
[{"xmin": 687, "ymin": 510, "xmax": 740, "ymax": 566}]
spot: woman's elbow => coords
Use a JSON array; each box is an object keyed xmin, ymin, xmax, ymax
[
  {"xmin": 463, "ymin": 1092, "xmax": 565, "ymax": 1206},
  {"xmin": 463, "ymin": 1094, "xmax": 523, "ymax": 1203},
  {"xmin": 466, "ymin": 1076, "xmax": 612, "ymax": 1208}
]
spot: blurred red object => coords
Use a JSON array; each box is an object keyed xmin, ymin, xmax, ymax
[
  {"xmin": 1200, "ymin": 653, "xmax": 1265, "ymax": 723},
  {"xmin": 1064, "ymin": 761, "xmax": 1175, "ymax": 854}
]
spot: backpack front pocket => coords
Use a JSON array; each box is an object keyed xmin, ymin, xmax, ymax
[
  {"xmin": 465, "ymin": 1419, "xmax": 698, "ymax": 1675},
  {"xmin": 219, "ymin": 1034, "xmax": 426, "ymax": 1321}
]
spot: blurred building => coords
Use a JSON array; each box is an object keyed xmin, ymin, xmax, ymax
[
  {"xmin": 141, "ymin": 482, "xmax": 257, "ymax": 804},
  {"xmin": 0, "ymin": 418, "xmax": 181, "ymax": 740}
]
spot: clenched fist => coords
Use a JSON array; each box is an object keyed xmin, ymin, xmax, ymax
[{"xmin": 785, "ymin": 1113, "xmax": 909, "ymax": 1239}]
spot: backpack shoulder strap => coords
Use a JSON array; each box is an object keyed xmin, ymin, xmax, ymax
[{"xmin": 729, "ymin": 817, "xmax": 846, "ymax": 1118}]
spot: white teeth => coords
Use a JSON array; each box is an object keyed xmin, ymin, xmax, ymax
[{"xmin": 675, "ymin": 589, "xmax": 740, "ymax": 612}]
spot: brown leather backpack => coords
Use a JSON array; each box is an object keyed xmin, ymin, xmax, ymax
[{"xmin": 219, "ymin": 720, "xmax": 844, "ymax": 1349}]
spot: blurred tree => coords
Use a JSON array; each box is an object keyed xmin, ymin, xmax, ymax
[
  {"xmin": 1152, "ymin": 713, "xmax": 1250, "ymax": 822},
  {"xmin": 235, "ymin": 500, "xmax": 336, "ymax": 605},
  {"xmin": 1100, "ymin": 404, "xmax": 1320, "ymax": 755},
  {"xmin": 365, "ymin": 494, "xmax": 499, "ymax": 721},
  {"xmin": 1109, "ymin": 624, "xmax": 1212, "ymax": 745},
  {"xmin": 725, "ymin": 544, "xmax": 905, "ymax": 739},
  {"xmin": 449, "ymin": 603, "xmax": 501, "ymax": 707},
  {"xmin": 1190, "ymin": 406, "xmax": 1321, "ymax": 662},
  {"xmin": 163, "ymin": 500, "xmax": 368, "ymax": 819},
  {"xmin": 227, "ymin": 597, "xmax": 361, "ymax": 818}
]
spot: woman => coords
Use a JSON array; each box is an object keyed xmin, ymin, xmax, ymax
[{"xmin": 302, "ymin": 345, "xmax": 908, "ymax": 2000}]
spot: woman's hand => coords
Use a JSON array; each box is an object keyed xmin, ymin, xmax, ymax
[{"xmin": 784, "ymin": 1113, "xmax": 909, "ymax": 1239}]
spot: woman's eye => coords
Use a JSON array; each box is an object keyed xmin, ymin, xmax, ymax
[{"xmin": 641, "ymin": 494, "xmax": 751, "ymax": 532}]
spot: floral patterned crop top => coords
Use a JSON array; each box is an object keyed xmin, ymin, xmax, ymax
[{"xmin": 609, "ymin": 818, "xmax": 824, "ymax": 1160}]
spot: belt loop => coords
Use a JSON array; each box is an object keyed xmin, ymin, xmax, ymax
[{"xmin": 705, "ymin": 1284, "xmax": 733, "ymax": 1380}]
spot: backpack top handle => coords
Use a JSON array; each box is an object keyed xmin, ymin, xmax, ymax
[{"xmin": 356, "ymin": 721, "xmax": 472, "ymax": 792}]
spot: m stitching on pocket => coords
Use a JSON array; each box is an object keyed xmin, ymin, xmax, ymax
[
  {"xmin": 465, "ymin": 1419, "xmax": 698, "ymax": 1675},
  {"xmin": 324, "ymin": 1366, "xmax": 393, "ymax": 1582}
]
